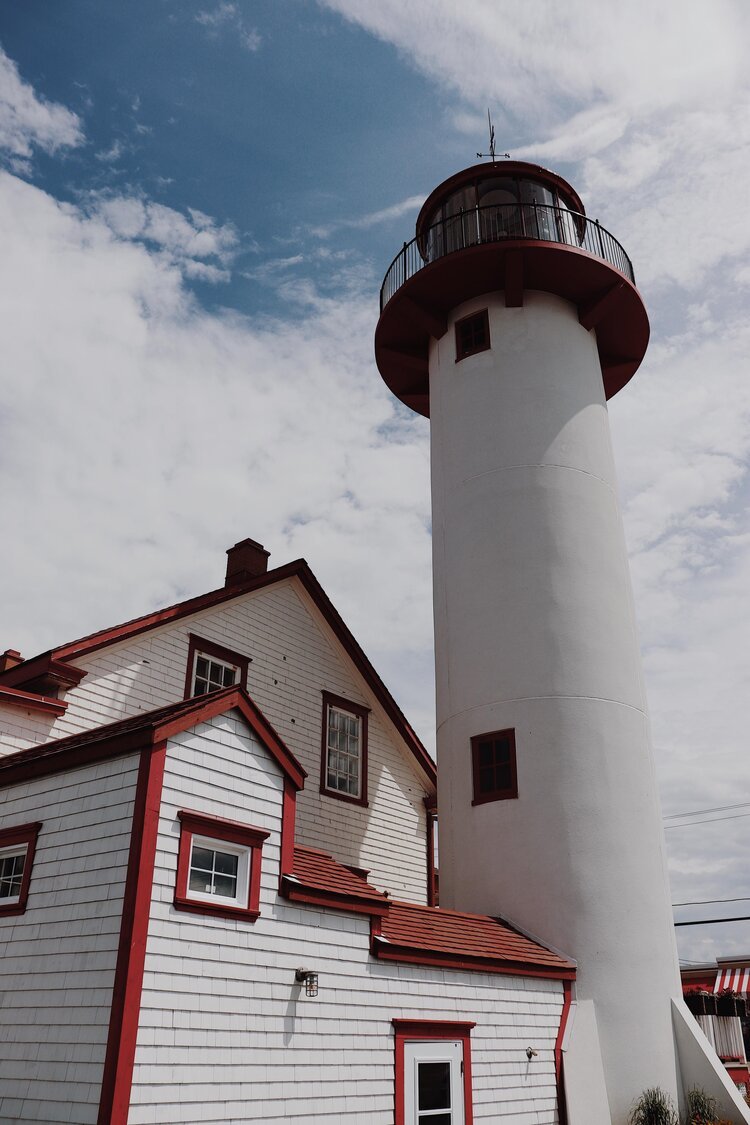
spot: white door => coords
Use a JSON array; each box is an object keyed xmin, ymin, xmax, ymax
[{"xmin": 403, "ymin": 1039, "xmax": 464, "ymax": 1125}]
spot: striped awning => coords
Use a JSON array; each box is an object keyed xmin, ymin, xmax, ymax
[{"xmin": 715, "ymin": 967, "xmax": 750, "ymax": 994}]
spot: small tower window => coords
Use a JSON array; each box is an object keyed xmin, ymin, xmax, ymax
[
  {"xmin": 471, "ymin": 729, "xmax": 518, "ymax": 804},
  {"xmin": 455, "ymin": 309, "xmax": 490, "ymax": 362}
]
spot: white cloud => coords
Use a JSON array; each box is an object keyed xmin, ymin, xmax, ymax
[
  {"xmin": 0, "ymin": 44, "xmax": 83, "ymax": 160},
  {"xmin": 310, "ymin": 194, "xmax": 424, "ymax": 238},
  {"xmin": 0, "ymin": 168, "xmax": 433, "ymax": 737},
  {"xmin": 84, "ymin": 193, "xmax": 238, "ymax": 281},
  {"xmin": 195, "ymin": 3, "xmax": 262, "ymax": 51}
]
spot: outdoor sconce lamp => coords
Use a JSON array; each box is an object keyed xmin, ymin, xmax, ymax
[
  {"xmin": 526, "ymin": 1047, "xmax": 538, "ymax": 1060},
  {"xmin": 295, "ymin": 968, "xmax": 319, "ymax": 997}
]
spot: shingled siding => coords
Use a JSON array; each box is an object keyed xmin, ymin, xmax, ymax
[
  {"xmin": 0, "ymin": 753, "xmax": 138, "ymax": 1124},
  {"xmin": 34, "ymin": 579, "xmax": 430, "ymax": 903},
  {"xmin": 130, "ymin": 715, "xmax": 564, "ymax": 1124}
]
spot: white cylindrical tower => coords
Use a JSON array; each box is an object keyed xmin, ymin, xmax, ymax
[{"xmin": 375, "ymin": 162, "xmax": 684, "ymax": 1123}]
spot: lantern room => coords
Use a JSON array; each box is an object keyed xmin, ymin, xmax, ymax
[{"xmin": 374, "ymin": 160, "xmax": 649, "ymax": 417}]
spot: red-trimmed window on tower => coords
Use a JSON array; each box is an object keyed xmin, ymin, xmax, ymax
[
  {"xmin": 455, "ymin": 309, "xmax": 490, "ymax": 361},
  {"xmin": 471, "ymin": 729, "xmax": 518, "ymax": 805},
  {"xmin": 320, "ymin": 691, "xmax": 369, "ymax": 806},
  {"xmin": 184, "ymin": 633, "xmax": 250, "ymax": 699}
]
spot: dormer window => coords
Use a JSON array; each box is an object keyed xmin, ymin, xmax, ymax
[
  {"xmin": 320, "ymin": 692, "xmax": 369, "ymax": 806},
  {"xmin": 184, "ymin": 634, "xmax": 250, "ymax": 699}
]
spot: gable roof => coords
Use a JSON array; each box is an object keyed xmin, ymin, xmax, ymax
[
  {"xmin": 1, "ymin": 559, "xmax": 435, "ymax": 788},
  {"xmin": 0, "ymin": 686, "xmax": 306, "ymax": 790}
]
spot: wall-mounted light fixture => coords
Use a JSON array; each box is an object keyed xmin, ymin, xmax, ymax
[
  {"xmin": 525, "ymin": 1047, "xmax": 538, "ymax": 1060},
  {"xmin": 295, "ymin": 968, "xmax": 319, "ymax": 997}
]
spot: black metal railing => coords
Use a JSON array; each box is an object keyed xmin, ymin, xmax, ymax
[{"xmin": 380, "ymin": 203, "xmax": 634, "ymax": 311}]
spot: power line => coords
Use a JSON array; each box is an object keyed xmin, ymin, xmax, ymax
[
  {"xmin": 675, "ymin": 915, "xmax": 750, "ymax": 928},
  {"xmin": 664, "ymin": 811, "xmax": 750, "ymax": 829},
  {"xmin": 664, "ymin": 800, "xmax": 750, "ymax": 820},
  {"xmin": 673, "ymin": 897, "xmax": 750, "ymax": 908}
]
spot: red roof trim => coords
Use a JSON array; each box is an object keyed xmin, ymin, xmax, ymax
[
  {"xmin": 15, "ymin": 559, "xmax": 434, "ymax": 788},
  {"xmin": 281, "ymin": 843, "xmax": 390, "ymax": 917},
  {"xmin": 0, "ymin": 684, "xmax": 67, "ymax": 716},
  {"xmin": 281, "ymin": 878, "xmax": 390, "ymax": 917},
  {"xmin": 0, "ymin": 686, "xmax": 306, "ymax": 791},
  {"xmin": 374, "ymin": 941, "xmax": 576, "ymax": 980},
  {"xmin": 0, "ymin": 653, "xmax": 86, "ymax": 694}
]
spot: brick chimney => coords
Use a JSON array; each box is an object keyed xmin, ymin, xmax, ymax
[
  {"xmin": 0, "ymin": 649, "xmax": 24, "ymax": 673},
  {"xmin": 225, "ymin": 538, "xmax": 270, "ymax": 586}
]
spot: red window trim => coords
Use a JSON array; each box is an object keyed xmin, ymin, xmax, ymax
[
  {"xmin": 0, "ymin": 821, "xmax": 42, "ymax": 917},
  {"xmin": 455, "ymin": 308, "xmax": 490, "ymax": 362},
  {"xmin": 424, "ymin": 797, "xmax": 438, "ymax": 906},
  {"xmin": 183, "ymin": 634, "xmax": 251, "ymax": 700},
  {"xmin": 174, "ymin": 809, "xmax": 269, "ymax": 921},
  {"xmin": 471, "ymin": 728, "xmax": 518, "ymax": 805},
  {"xmin": 319, "ymin": 691, "xmax": 370, "ymax": 807},
  {"xmin": 393, "ymin": 1019, "xmax": 475, "ymax": 1125}
]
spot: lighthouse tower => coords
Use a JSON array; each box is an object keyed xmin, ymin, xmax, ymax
[{"xmin": 375, "ymin": 162, "xmax": 750, "ymax": 1123}]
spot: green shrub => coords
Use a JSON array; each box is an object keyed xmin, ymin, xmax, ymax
[
  {"xmin": 628, "ymin": 1087, "xmax": 680, "ymax": 1125},
  {"xmin": 687, "ymin": 1086, "xmax": 719, "ymax": 1124}
]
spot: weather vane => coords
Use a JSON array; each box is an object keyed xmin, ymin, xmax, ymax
[{"xmin": 476, "ymin": 109, "xmax": 510, "ymax": 162}]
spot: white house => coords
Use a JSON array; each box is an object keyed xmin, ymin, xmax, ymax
[{"xmin": 0, "ymin": 538, "xmax": 574, "ymax": 1125}]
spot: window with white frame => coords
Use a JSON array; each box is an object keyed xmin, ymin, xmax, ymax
[
  {"xmin": 174, "ymin": 810, "xmax": 269, "ymax": 921},
  {"xmin": 187, "ymin": 834, "xmax": 250, "ymax": 907},
  {"xmin": 184, "ymin": 634, "xmax": 250, "ymax": 700},
  {"xmin": 192, "ymin": 653, "xmax": 238, "ymax": 696},
  {"xmin": 0, "ymin": 822, "xmax": 41, "ymax": 917},
  {"xmin": 320, "ymin": 692, "xmax": 369, "ymax": 805},
  {"xmin": 0, "ymin": 844, "xmax": 28, "ymax": 905}
]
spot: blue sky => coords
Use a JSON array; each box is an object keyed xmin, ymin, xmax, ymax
[{"xmin": 1, "ymin": 0, "xmax": 749, "ymax": 964}]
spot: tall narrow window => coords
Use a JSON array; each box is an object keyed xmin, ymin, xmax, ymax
[
  {"xmin": 184, "ymin": 634, "xmax": 250, "ymax": 699},
  {"xmin": 471, "ymin": 729, "xmax": 518, "ymax": 805},
  {"xmin": 393, "ymin": 1021, "xmax": 474, "ymax": 1125},
  {"xmin": 320, "ymin": 691, "xmax": 369, "ymax": 806},
  {"xmin": 455, "ymin": 309, "xmax": 490, "ymax": 361}
]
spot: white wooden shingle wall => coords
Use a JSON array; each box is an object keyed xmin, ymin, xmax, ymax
[
  {"xmin": 130, "ymin": 716, "xmax": 564, "ymax": 1124},
  {"xmin": 0, "ymin": 707, "xmax": 59, "ymax": 755},
  {"xmin": 0, "ymin": 754, "xmax": 139, "ymax": 1124},
  {"xmin": 4, "ymin": 580, "xmax": 430, "ymax": 902}
]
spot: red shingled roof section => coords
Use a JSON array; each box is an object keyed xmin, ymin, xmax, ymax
[
  {"xmin": 291, "ymin": 845, "xmax": 388, "ymax": 905},
  {"xmin": 379, "ymin": 900, "xmax": 575, "ymax": 975}
]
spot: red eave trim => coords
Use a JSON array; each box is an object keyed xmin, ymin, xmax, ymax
[
  {"xmin": 0, "ymin": 729, "xmax": 152, "ymax": 787},
  {"xmin": 373, "ymin": 938, "xmax": 576, "ymax": 981},
  {"xmin": 0, "ymin": 684, "xmax": 67, "ymax": 716},
  {"xmin": 0, "ymin": 652, "xmax": 86, "ymax": 691},
  {"xmin": 51, "ymin": 560, "xmax": 310, "ymax": 662},
  {"xmin": 0, "ymin": 686, "xmax": 306, "ymax": 791},
  {"xmin": 280, "ymin": 874, "xmax": 390, "ymax": 917}
]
